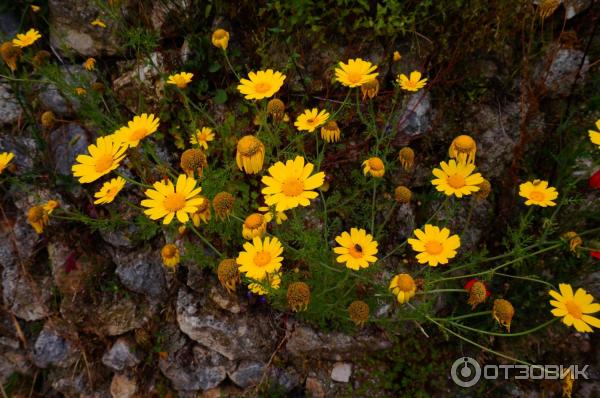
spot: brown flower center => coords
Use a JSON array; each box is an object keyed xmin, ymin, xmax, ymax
[
  {"xmin": 565, "ymin": 300, "xmax": 582, "ymax": 319},
  {"xmin": 253, "ymin": 251, "xmax": 271, "ymax": 267},
  {"xmin": 245, "ymin": 213, "xmax": 264, "ymax": 229},
  {"xmin": 447, "ymin": 173, "xmax": 466, "ymax": 189},
  {"xmin": 163, "ymin": 193, "xmax": 186, "ymax": 212},
  {"xmin": 95, "ymin": 154, "xmax": 114, "ymax": 173},
  {"xmin": 369, "ymin": 158, "xmax": 384, "ymax": 170},
  {"xmin": 425, "ymin": 241, "xmax": 443, "ymax": 255},
  {"xmin": 348, "ymin": 243, "xmax": 364, "ymax": 259},
  {"xmin": 281, "ymin": 178, "xmax": 304, "ymax": 197},
  {"xmin": 395, "ymin": 275, "xmax": 415, "ymax": 291}
]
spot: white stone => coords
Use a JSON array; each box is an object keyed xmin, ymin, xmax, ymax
[{"xmin": 330, "ymin": 362, "xmax": 352, "ymax": 383}]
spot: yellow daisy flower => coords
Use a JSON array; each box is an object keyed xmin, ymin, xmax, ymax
[
  {"xmin": 396, "ymin": 71, "xmax": 428, "ymax": 92},
  {"xmin": 333, "ymin": 227, "xmax": 378, "ymax": 270},
  {"xmin": 91, "ymin": 19, "xmax": 107, "ymax": 28},
  {"xmin": 334, "ymin": 58, "xmax": 379, "ymax": 88},
  {"xmin": 549, "ymin": 284, "xmax": 600, "ymax": 333},
  {"xmin": 294, "ymin": 108, "xmax": 330, "ymax": 132},
  {"xmin": 389, "ymin": 274, "xmax": 416, "ymax": 304},
  {"xmin": 236, "ymin": 135, "xmax": 265, "ymax": 174},
  {"xmin": 167, "ymin": 72, "xmax": 193, "ymax": 89},
  {"xmin": 43, "ymin": 200, "xmax": 59, "ymax": 214},
  {"xmin": 191, "ymin": 196, "xmax": 211, "ymax": 227},
  {"xmin": 94, "ymin": 176, "xmax": 126, "ymax": 205},
  {"xmin": 431, "ymin": 159, "xmax": 484, "ymax": 198},
  {"xmin": 161, "ymin": 244, "xmax": 180, "ymax": 268},
  {"xmin": 71, "ymin": 135, "xmax": 127, "ymax": 183},
  {"xmin": 140, "ymin": 174, "xmax": 205, "ymax": 225},
  {"xmin": 190, "ymin": 127, "xmax": 215, "ymax": 149},
  {"xmin": 588, "ymin": 119, "xmax": 600, "ymax": 148},
  {"xmin": 27, "ymin": 205, "xmax": 48, "ymax": 234},
  {"xmin": 83, "ymin": 57, "xmax": 96, "ymax": 71},
  {"xmin": 362, "ymin": 157, "xmax": 385, "ymax": 178},
  {"xmin": 237, "ymin": 69, "xmax": 286, "ymax": 100},
  {"xmin": 261, "ymin": 156, "xmax": 325, "ymax": 212},
  {"xmin": 236, "ymin": 236, "xmax": 283, "ymax": 280},
  {"xmin": 114, "ymin": 113, "xmax": 160, "ymax": 148},
  {"xmin": 0, "ymin": 152, "xmax": 15, "ymax": 174},
  {"xmin": 518, "ymin": 180, "xmax": 558, "ymax": 207},
  {"xmin": 12, "ymin": 29, "xmax": 41, "ymax": 48},
  {"xmin": 408, "ymin": 224, "xmax": 461, "ymax": 266},
  {"xmin": 248, "ymin": 273, "xmax": 281, "ymax": 296},
  {"xmin": 242, "ymin": 213, "xmax": 270, "ymax": 240},
  {"xmin": 212, "ymin": 29, "xmax": 230, "ymax": 50}
]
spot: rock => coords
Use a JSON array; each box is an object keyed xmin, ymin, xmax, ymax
[
  {"xmin": 564, "ymin": 0, "xmax": 592, "ymax": 19},
  {"xmin": 113, "ymin": 248, "xmax": 167, "ymax": 301},
  {"xmin": 100, "ymin": 226, "xmax": 142, "ymax": 249},
  {"xmin": 176, "ymin": 287, "xmax": 277, "ymax": 361},
  {"xmin": 110, "ymin": 373, "xmax": 137, "ymax": 398},
  {"xmin": 113, "ymin": 53, "xmax": 164, "ymax": 114},
  {"xmin": 209, "ymin": 286, "xmax": 241, "ymax": 314},
  {"xmin": 268, "ymin": 366, "xmax": 302, "ymax": 393},
  {"xmin": 395, "ymin": 91, "xmax": 432, "ymax": 145},
  {"xmin": 305, "ymin": 375, "xmax": 326, "ymax": 398},
  {"xmin": 228, "ymin": 360, "xmax": 265, "ymax": 388},
  {"xmin": 48, "ymin": 0, "xmax": 122, "ymax": 56},
  {"xmin": 285, "ymin": 323, "xmax": 391, "ymax": 361},
  {"xmin": 0, "ymin": 134, "xmax": 37, "ymax": 172},
  {"xmin": 48, "ymin": 123, "xmax": 90, "ymax": 177},
  {"xmin": 0, "ymin": 83, "xmax": 22, "ymax": 126},
  {"xmin": 159, "ymin": 343, "xmax": 230, "ymax": 392},
  {"xmin": 102, "ymin": 338, "xmax": 141, "ymax": 371},
  {"xmin": 37, "ymin": 65, "xmax": 92, "ymax": 116},
  {"xmin": 394, "ymin": 203, "xmax": 416, "ymax": 240},
  {"xmin": 32, "ymin": 325, "xmax": 79, "ymax": 368},
  {"xmin": 0, "ymin": 11, "xmax": 19, "ymax": 38},
  {"xmin": 51, "ymin": 371, "xmax": 91, "ymax": 397},
  {"xmin": 537, "ymin": 47, "xmax": 589, "ymax": 97},
  {"xmin": 0, "ymin": 351, "xmax": 32, "ymax": 383},
  {"xmin": 330, "ymin": 362, "xmax": 352, "ymax": 383},
  {"xmin": 2, "ymin": 265, "xmax": 51, "ymax": 321}
]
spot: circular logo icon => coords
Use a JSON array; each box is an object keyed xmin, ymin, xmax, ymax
[{"xmin": 451, "ymin": 357, "xmax": 481, "ymax": 387}]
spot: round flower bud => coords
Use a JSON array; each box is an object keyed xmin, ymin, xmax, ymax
[
  {"xmin": 213, "ymin": 192, "xmax": 235, "ymax": 220},
  {"xmin": 161, "ymin": 244, "xmax": 180, "ymax": 268},
  {"xmin": 217, "ymin": 259, "xmax": 240, "ymax": 293},
  {"xmin": 492, "ymin": 299, "xmax": 514, "ymax": 332},
  {"xmin": 180, "ymin": 148, "xmax": 207, "ymax": 177},
  {"xmin": 267, "ymin": 98, "xmax": 285, "ymax": 121},
  {"xmin": 394, "ymin": 186, "xmax": 412, "ymax": 203},
  {"xmin": 348, "ymin": 300, "xmax": 369, "ymax": 327},
  {"xmin": 41, "ymin": 111, "xmax": 55, "ymax": 128},
  {"xmin": 287, "ymin": 281, "xmax": 311, "ymax": 312},
  {"xmin": 398, "ymin": 147, "xmax": 415, "ymax": 171}
]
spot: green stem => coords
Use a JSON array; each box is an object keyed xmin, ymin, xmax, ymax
[
  {"xmin": 432, "ymin": 311, "xmax": 492, "ymax": 321},
  {"xmin": 416, "ymin": 288, "xmax": 467, "ymax": 294},
  {"xmin": 370, "ymin": 179, "xmax": 377, "ymax": 235},
  {"xmin": 494, "ymin": 272, "xmax": 556, "ymax": 290},
  {"xmin": 330, "ymin": 90, "xmax": 352, "ymax": 120},
  {"xmin": 189, "ymin": 224, "xmax": 222, "ymax": 257},
  {"xmin": 445, "ymin": 317, "xmax": 559, "ymax": 337},
  {"xmin": 222, "ymin": 50, "xmax": 240, "ymax": 80},
  {"xmin": 116, "ymin": 172, "xmax": 151, "ymax": 189}
]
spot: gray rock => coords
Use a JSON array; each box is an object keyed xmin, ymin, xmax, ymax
[
  {"xmin": 2, "ymin": 266, "xmax": 51, "ymax": 321},
  {"xmin": 110, "ymin": 373, "xmax": 137, "ymax": 398},
  {"xmin": 395, "ymin": 91, "xmax": 432, "ymax": 144},
  {"xmin": 228, "ymin": 360, "xmax": 265, "ymax": 388},
  {"xmin": 209, "ymin": 286, "xmax": 241, "ymax": 314},
  {"xmin": 0, "ymin": 134, "xmax": 37, "ymax": 172},
  {"xmin": 102, "ymin": 338, "xmax": 141, "ymax": 371},
  {"xmin": 268, "ymin": 367, "xmax": 302, "ymax": 393},
  {"xmin": 113, "ymin": 53, "xmax": 164, "ymax": 114},
  {"xmin": 114, "ymin": 248, "xmax": 167, "ymax": 301},
  {"xmin": 564, "ymin": 0, "xmax": 592, "ymax": 19},
  {"xmin": 37, "ymin": 65, "xmax": 91, "ymax": 116},
  {"xmin": 330, "ymin": 362, "xmax": 352, "ymax": 383},
  {"xmin": 394, "ymin": 203, "xmax": 416, "ymax": 240},
  {"xmin": 0, "ymin": 11, "xmax": 19, "ymax": 37},
  {"xmin": 0, "ymin": 83, "xmax": 22, "ymax": 126},
  {"xmin": 38, "ymin": 86, "xmax": 74, "ymax": 116},
  {"xmin": 537, "ymin": 48, "xmax": 589, "ymax": 97},
  {"xmin": 159, "ymin": 344, "xmax": 230, "ymax": 392},
  {"xmin": 33, "ymin": 326, "xmax": 79, "ymax": 368},
  {"xmin": 49, "ymin": 123, "xmax": 90, "ymax": 176},
  {"xmin": 100, "ymin": 226, "xmax": 142, "ymax": 249},
  {"xmin": 176, "ymin": 287, "xmax": 277, "ymax": 361}
]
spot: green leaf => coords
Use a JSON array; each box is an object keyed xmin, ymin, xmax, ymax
[{"xmin": 214, "ymin": 89, "xmax": 228, "ymax": 104}]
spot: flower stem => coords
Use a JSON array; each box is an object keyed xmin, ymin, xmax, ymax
[
  {"xmin": 189, "ymin": 224, "xmax": 222, "ymax": 257},
  {"xmin": 222, "ymin": 50, "xmax": 240, "ymax": 81},
  {"xmin": 445, "ymin": 317, "xmax": 559, "ymax": 337}
]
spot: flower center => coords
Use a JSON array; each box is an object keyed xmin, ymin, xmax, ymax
[
  {"xmin": 95, "ymin": 154, "xmax": 114, "ymax": 173},
  {"xmin": 529, "ymin": 190, "xmax": 545, "ymax": 202},
  {"xmin": 425, "ymin": 241, "xmax": 443, "ymax": 255},
  {"xmin": 163, "ymin": 245, "xmax": 177, "ymax": 258},
  {"xmin": 163, "ymin": 193, "xmax": 186, "ymax": 212},
  {"xmin": 281, "ymin": 178, "xmax": 304, "ymax": 197},
  {"xmin": 306, "ymin": 118, "xmax": 316, "ymax": 125},
  {"xmin": 348, "ymin": 243, "xmax": 363, "ymax": 258},
  {"xmin": 129, "ymin": 128, "xmax": 148, "ymax": 140},
  {"xmin": 369, "ymin": 158, "xmax": 384, "ymax": 170},
  {"xmin": 253, "ymin": 251, "xmax": 271, "ymax": 267},
  {"xmin": 245, "ymin": 214, "xmax": 264, "ymax": 229},
  {"xmin": 347, "ymin": 71, "xmax": 362, "ymax": 84},
  {"xmin": 565, "ymin": 299, "xmax": 582, "ymax": 319},
  {"xmin": 254, "ymin": 82, "xmax": 271, "ymax": 93},
  {"xmin": 454, "ymin": 137, "xmax": 474, "ymax": 151},
  {"xmin": 396, "ymin": 275, "xmax": 414, "ymax": 292},
  {"xmin": 447, "ymin": 173, "xmax": 466, "ymax": 189}
]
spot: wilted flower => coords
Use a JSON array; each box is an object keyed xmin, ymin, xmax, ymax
[
  {"xmin": 360, "ymin": 79, "xmax": 379, "ymax": 100},
  {"xmin": 191, "ymin": 196, "xmax": 211, "ymax": 227},
  {"xmin": 212, "ymin": 28, "xmax": 230, "ymax": 50},
  {"xmin": 267, "ymin": 98, "xmax": 285, "ymax": 121},
  {"xmin": 40, "ymin": 111, "xmax": 55, "ymax": 128},
  {"xmin": 217, "ymin": 259, "xmax": 239, "ymax": 293},
  {"xmin": 1, "ymin": 42, "xmax": 20, "ymax": 71},
  {"xmin": 180, "ymin": 148, "xmax": 207, "ymax": 177},
  {"xmin": 242, "ymin": 213, "xmax": 268, "ymax": 240},
  {"xmin": 320, "ymin": 121, "xmax": 341, "ymax": 143},
  {"xmin": 539, "ymin": 0, "xmax": 560, "ymax": 18},
  {"xmin": 464, "ymin": 279, "xmax": 490, "ymax": 309},
  {"xmin": 161, "ymin": 244, "xmax": 180, "ymax": 268},
  {"xmin": 394, "ymin": 186, "xmax": 412, "ymax": 203},
  {"xmin": 287, "ymin": 282, "xmax": 311, "ymax": 312},
  {"xmin": 348, "ymin": 300, "xmax": 369, "ymax": 327},
  {"xmin": 393, "ymin": 51, "xmax": 401, "ymax": 62},
  {"xmin": 213, "ymin": 192, "xmax": 235, "ymax": 220},
  {"xmin": 27, "ymin": 205, "xmax": 48, "ymax": 234},
  {"xmin": 398, "ymin": 147, "xmax": 415, "ymax": 171},
  {"xmin": 562, "ymin": 231, "xmax": 582, "ymax": 255},
  {"xmin": 449, "ymin": 135, "xmax": 477, "ymax": 164},
  {"xmin": 91, "ymin": 19, "xmax": 107, "ymax": 28},
  {"xmin": 248, "ymin": 273, "xmax": 281, "ymax": 296},
  {"xmin": 473, "ymin": 178, "xmax": 491, "ymax": 200},
  {"xmin": 83, "ymin": 58, "xmax": 96, "ymax": 71},
  {"xmin": 362, "ymin": 157, "xmax": 385, "ymax": 178},
  {"xmin": 75, "ymin": 87, "xmax": 86, "ymax": 95},
  {"xmin": 32, "ymin": 50, "xmax": 50, "ymax": 66},
  {"xmin": 236, "ymin": 135, "xmax": 265, "ymax": 174},
  {"xmin": 492, "ymin": 299, "xmax": 515, "ymax": 332}
]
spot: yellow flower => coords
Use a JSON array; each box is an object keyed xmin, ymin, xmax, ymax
[
  {"xmin": 258, "ymin": 206, "xmax": 287, "ymax": 225},
  {"xmin": 398, "ymin": 147, "xmax": 415, "ymax": 171},
  {"xmin": 113, "ymin": 113, "xmax": 160, "ymax": 148},
  {"xmin": 94, "ymin": 176, "xmax": 126, "ymax": 205},
  {"xmin": 191, "ymin": 196, "xmax": 211, "ymax": 227},
  {"xmin": 91, "ymin": 19, "xmax": 107, "ymax": 28},
  {"xmin": 0, "ymin": 152, "xmax": 15, "ymax": 174},
  {"xmin": 361, "ymin": 79, "xmax": 379, "ymax": 100},
  {"xmin": 294, "ymin": 108, "xmax": 330, "ymax": 132},
  {"xmin": 333, "ymin": 227, "xmax": 378, "ymax": 270},
  {"xmin": 267, "ymin": 98, "xmax": 285, "ymax": 121},
  {"xmin": 180, "ymin": 148, "xmax": 207, "ymax": 178},
  {"xmin": 31, "ymin": 5, "xmax": 41, "ymax": 12},
  {"xmin": 190, "ymin": 127, "xmax": 215, "ymax": 150},
  {"xmin": 549, "ymin": 283, "xmax": 600, "ymax": 333},
  {"xmin": 242, "ymin": 213, "xmax": 269, "ymax": 240},
  {"xmin": 237, "ymin": 69, "xmax": 286, "ymax": 100},
  {"xmin": 588, "ymin": 119, "xmax": 600, "ymax": 148},
  {"xmin": 211, "ymin": 29, "xmax": 230, "ymax": 50},
  {"xmin": 287, "ymin": 281, "xmax": 311, "ymax": 312},
  {"xmin": 236, "ymin": 236, "xmax": 283, "ymax": 280},
  {"xmin": 12, "ymin": 29, "xmax": 41, "ymax": 48},
  {"xmin": 393, "ymin": 51, "xmax": 402, "ymax": 62},
  {"xmin": 394, "ymin": 186, "xmax": 412, "ymax": 203},
  {"xmin": 75, "ymin": 87, "xmax": 86, "ymax": 95},
  {"xmin": 320, "ymin": 121, "xmax": 341, "ymax": 143},
  {"xmin": 473, "ymin": 178, "xmax": 491, "ymax": 200},
  {"xmin": 41, "ymin": 111, "xmax": 55, "ymax": 128},
  {"xmin": 408, "ymin": 224, "xmax": 461, "ymax": 266},
  {"xmin": 71, "ymin": 136, "xmax": 127, "ymax": 183},
  {"xmin": 217, "ymin": 259, "xmax": 239, "ymax": 293},
  {"xmin": 449, "ymin": 135, "xmax": 477, "ymax": 164},
  {"xmin": 562, "ymin": 231, "xmax": 582, "ymax": 255},
  {"xmin": 261, "ymin": 156, "xmax": 325, "ymax": 212},
  {"xmin": 140, "ymin": 174, "xmax": 205, "ymax": 225},
  {"xmin": 518, "ymin": 180, "xmax": 558, "ymax": 207},
  {"xmin": 348, "ymin": 300, "xmax": 369, "ymax": 327},
  {"xmin": 431, "ymin": 159, "xmax": 484, "ymax": 198},
  {"xmin": 248, "ymin": 273, "xmax": 281, "ymax": 296},
  {"xmin": 539, "ymin": 0, "xmax": 561, "ymax": 18},
  {"xmin": 389, "ymin": 274, "xmax": 416, "ymax": 304},
  {"xmin": 1, "ymin": 42, "xmax": 20, "ymax": 71},
  {"xmin": 43, "ymin": 200, "xmax": 59, "ymax": 214},
  {"xmin": 213, "ymin": 192, "xmax": 235, "ymax": 220},
  {"xmin": 396, "ymin": 71, "xmax": 428, "ymax": 92},
  {"xmin": 83, "ymin": 58, "xmax": 96, "ymax": 71},
  {"xmin": 335, "ymin": 58, "xmax": 379, "ymax": 88},
  {"xmin": 562, "ymin": 368, "xmax": 574, "ymax": 398},
  {"xmin": 27, "ymin": 205, "xmax": 48, "ymax": 234},
  {"xmin": 236, "ymin": 135, "xmax": 265, "ymax": 174},
  {"xmin": 167, "ymin": 72, "xmax": 193, "ymax": 89},
  {"xmin": 363, "ymin": 157, "xmax": 385, "ymax": 178},
  {"xmin": 492, "ymin": 299, "xmax": 514, "ymax": 332},
  {"xmin": 161, "ymin": 244, "xmax": 180, "ymax": 268}
]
